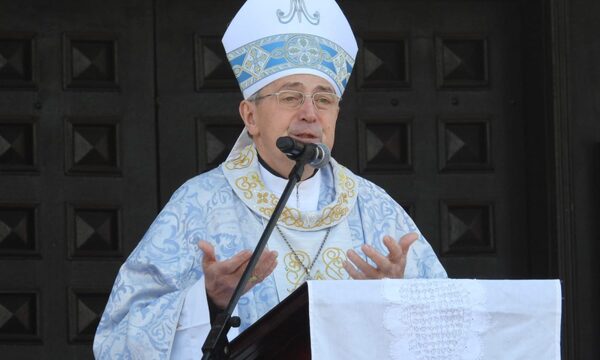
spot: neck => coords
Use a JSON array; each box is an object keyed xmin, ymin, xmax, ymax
[{"xmin": 257, "ymin": 151, "xmax": 317, "ymax": 181}]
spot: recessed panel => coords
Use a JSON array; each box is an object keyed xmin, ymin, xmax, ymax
[
  {"xmin": 67, "ymin": 204, "xmax": 121, "ymax": 258},
  {"xmin": 0, "ymin": 117, "xmax": 36, "ymax": 172},
  {"xmin": 65, "ymin": 117, "xmax": 120, "ymax": 175},
  {"xmin": 0, "ymin": 205, "xmax": 37, "ymax": 257},
  {"xmin": 63, "ymin": 33, "xmax": 118, "ymax": 90},
  {"xmin": 439, "ymin": 117, "xmax": 492, "ymax": 171},
  {"xmin": 197, "ymin": 118, "xmax": 244, "ymax": 172},
  {"xmin": 436, "ymin": 36, "xmax": 488, "ymax": 88},
  {"xmin": 0, "ymin": 33, "xmax": 36, "ymax": 89},
  {"xmin": 195, "ymin": 35, "xmax": 238, "ymax": 90},
  {"xmin": 441, "ymin": 201, "xmax": 495, "ymax": 255},
  {"xmin": 358, "ymin": 38, "xmax": 409, "ymax": 89},
  {"xmin": 0, "ymin": 292, "xmax": 39, "ymax": 342},
  {"xmin": 68, "ymin": 289, "xmax": 110, "ymax": 343},
  {"xmin": 359, "ymin": 118, "xmax": 412, "ymax": 173}
]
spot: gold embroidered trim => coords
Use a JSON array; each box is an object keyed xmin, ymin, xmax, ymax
[
  {"xmin": 224, "ymin": 145, "xmax": 358, "ymax": 230},
  {"xmin": 234, "ymin": 172, "xmax": 264, "ymax": 199},
  {"xmin": 225, "ymin": 145, "xmax": 255, "ymax": 170}
]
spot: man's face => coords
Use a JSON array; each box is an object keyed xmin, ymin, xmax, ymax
[{"xmin": 239, "ymin": 74, "xmax": 340, "ymax": 176}]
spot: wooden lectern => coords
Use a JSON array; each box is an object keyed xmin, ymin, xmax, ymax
[{"xmin": 229, "ymin": 283, "xmax": 310, "ymax": 360}]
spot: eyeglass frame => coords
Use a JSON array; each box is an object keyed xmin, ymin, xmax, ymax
[{"xmin": 249, "ymin": 90, "xmax": 342, "ymax": 112}]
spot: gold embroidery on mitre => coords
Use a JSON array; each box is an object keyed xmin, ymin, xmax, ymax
[
  {"xmin": 234, "ymin": 172, "xmax": 263, "ymax": 199},
  {"xmin": 225, "ymin": 145, "xmax": 255, "ymax": 170},
  {"xmin": 322, "ymin": 247, "xmax": 347, "ymax": 280}
]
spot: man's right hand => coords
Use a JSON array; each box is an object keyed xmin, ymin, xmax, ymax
[{"xmin": 198, "ymin": 240, "xmax": 278, "ymax": 309}]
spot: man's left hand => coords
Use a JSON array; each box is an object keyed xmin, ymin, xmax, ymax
[{"xmin": 343, "ymin": 232, "xmax": 418, "ymax": 279}]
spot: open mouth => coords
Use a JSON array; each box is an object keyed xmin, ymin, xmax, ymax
[{"xmin": 290, "ymin": 133, "xmax": 319, "ymax": 143}]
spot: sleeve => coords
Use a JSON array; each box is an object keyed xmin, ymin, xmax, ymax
[
  {"xmin": 355, "ymin": 178, "xmax": 447, "ymax": 279},
  {"xmin": 93, "ymin": 196, "xmax": 205, "ymax": 360},
  {"xmin": 170, "ymin": 278, "xmax": 240, "ymax": 360}
]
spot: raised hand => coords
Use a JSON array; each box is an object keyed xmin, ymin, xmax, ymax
[
  {"xmin": 199, "ymin": 240, "xmax": 278, "ymax": 309},
  {"xmin": 344, "ymin": 232, "xmax": 418, "ymax": 279}
]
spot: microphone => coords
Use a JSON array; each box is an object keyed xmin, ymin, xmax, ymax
[{"xmin": 276, "ymin": 136, "xmax": 331, "ymax": 169}]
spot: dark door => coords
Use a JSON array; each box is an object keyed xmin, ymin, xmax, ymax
[
  {"xmin": 0, "ymin": 0, "xmax": 540, "ymax": 358},
  {"xmin": 0, "ymin": 0, "xmax": 157, "ymax": 359}
]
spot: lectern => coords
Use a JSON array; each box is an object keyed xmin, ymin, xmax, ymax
[
  {"xmin": 229, "ymin": 280, "xmax": 561, "ymax": 360},
  {"xmin": 229, "ymin": 283, "xmax": 310, "ymax": 360}
]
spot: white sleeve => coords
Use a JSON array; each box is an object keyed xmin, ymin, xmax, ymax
[{"xmin": 170, "ymin": 277, "xmax": 240, "ymax": 360}]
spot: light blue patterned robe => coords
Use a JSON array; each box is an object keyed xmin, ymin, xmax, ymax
[{"xmin": 93, "ymin": 147, "xmax": 446, "ymax": 359}]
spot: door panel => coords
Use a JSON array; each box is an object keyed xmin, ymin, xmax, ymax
[{"xmin": 0, "ymin": 1, "xmax": 156, "ymax": 358}]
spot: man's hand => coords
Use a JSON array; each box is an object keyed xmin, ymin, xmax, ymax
[
  {"xmin": 199, "ymin": 240, "xmax": 278, "ymax": 309},
  {"xmin": 343, "ymin": 232, "xmax": 418, "ymax": 279}
]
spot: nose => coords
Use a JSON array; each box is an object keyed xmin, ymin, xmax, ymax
[{"xmin": 299, "ymin": 94, "xmax": 318, "ymax": 122}]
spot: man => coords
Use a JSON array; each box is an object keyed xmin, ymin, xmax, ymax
[{"xmin": 94, "ymin": 1, "xmax": 446, "ymax": 358}]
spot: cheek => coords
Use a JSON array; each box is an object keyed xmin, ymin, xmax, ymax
[{"xmin": 323, "ymin": 118, "xmax": 337, "ymax": 148}]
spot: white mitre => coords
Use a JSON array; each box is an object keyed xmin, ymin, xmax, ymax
[
  {"xmin": 222, "ymin": 0, "xmax": 358, "ymax": 98},
  {"xmin": 222, "ymin": 0, "xmax": 358, "ymax": 158}
]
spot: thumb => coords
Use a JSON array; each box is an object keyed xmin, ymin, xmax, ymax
[
  {"xmin": 198, "ymin": 240, "xmax": 216, "ymax": 266},
  {"xmin": 399, "ymin": 232, "xmax": 419, "ymax": 253}
]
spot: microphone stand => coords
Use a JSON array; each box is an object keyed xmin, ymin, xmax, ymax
[{"xmin": 201, "ymin": 151, "xmax": 312, "ymax": 360}]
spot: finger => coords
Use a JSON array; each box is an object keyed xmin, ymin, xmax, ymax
[
  {"xmin": 199, "ymin": 240, "xmax": 216, "ymax": 266},
  {"xmin": 244, "ymin": 252, "xmax": 278, "ymax": 291},
  {"xmin": 383, "ymin": 236, "xmax": 404, "ymax": 262},
  {"xmin": 248, "ymin": 250, "xmax": 278, "ymax": 279},
  {"xmin": 216, "ymin": 249, "xmax": 252, "ymax": 273},
  {"xmin": 399, "ymin": 232, "xmax": 419, "ymax": 254},
  {"xmin": 347, "ymin": 249, "xmax": 380, "ymax": 278},
  {"xmin": 343, "ymin": 260, "xmax": 366, "ymax": 280},
  {"xmin": 362, "ymin": 244, "xmax": 393, "ymax": 273}
]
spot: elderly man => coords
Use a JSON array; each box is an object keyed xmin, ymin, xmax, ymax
[{"xmin": 94, "ymin": 1, "xmax": 446, "ymax": 359}]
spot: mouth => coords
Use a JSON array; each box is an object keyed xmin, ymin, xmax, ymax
[{"xmin": 289, "ymin": 132, "xmax": 320, "ymax": 143}]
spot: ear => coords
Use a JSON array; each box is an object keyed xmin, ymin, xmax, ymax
[{"xmin": 239, "ymin": 100, "xmax": 259, "ymax": 136}]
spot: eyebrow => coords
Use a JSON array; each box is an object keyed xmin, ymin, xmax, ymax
[{"xmin": 277, "ymin": 82, "xmax": 335, "ymax": 93}]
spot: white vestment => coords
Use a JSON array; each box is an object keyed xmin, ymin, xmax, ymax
[{"xmin": 93, "ymin": 145, "xmax": 447, "ymax": 359}]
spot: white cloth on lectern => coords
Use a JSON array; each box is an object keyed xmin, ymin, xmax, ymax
[{"xmin": 308, "ymin": 279, "xmax": 561, "ymax": 360}]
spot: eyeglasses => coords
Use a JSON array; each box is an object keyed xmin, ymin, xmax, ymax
[{"xmin": 253, "ymin": 90, "xmax": 341, "ymax": 112}]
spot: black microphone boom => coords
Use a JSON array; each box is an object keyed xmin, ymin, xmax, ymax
[{"xmin": 276, "ymin": 136, "xmax": 331, "ymax": 169}]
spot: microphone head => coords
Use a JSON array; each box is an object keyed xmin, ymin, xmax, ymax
[
  {"xmin": 276, "ymin": 136, "xmax": 303, "ymax": 158},
  {"xmin": 310, "ymin": 143, "xmax": 331, "ymax": 169}
]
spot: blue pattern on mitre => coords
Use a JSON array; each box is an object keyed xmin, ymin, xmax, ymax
[{"xmin": 222, "ymin": 0, "xmax": 358, "ymax": 98}]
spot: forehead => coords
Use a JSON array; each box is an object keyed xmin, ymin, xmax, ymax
[{"xmin": 264, "ymin": 74, "xmax": 335, "ymax": 93}]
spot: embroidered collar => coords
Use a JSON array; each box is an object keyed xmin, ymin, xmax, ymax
[{"xmin": 222, "ymin": 144, "xmax": 357, "ymax": 231}]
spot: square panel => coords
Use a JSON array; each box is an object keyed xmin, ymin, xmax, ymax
[
  {"xmin": 0, "ymin": 116, "xmax": 37, "ymax": 172},
  {"xmin": 358, "ymin": 118, "xmax": 412, "ymax": 173},
  {"xmin": 63, "ymin": 33, "xmax": 119, "ymax": 90},
  {"xmin": 0, "ymin": 33, "xmax": 37, "ymax": 89},
  {"xmin": 196, "ymin": 117, "xmax": 244, "ymax": 172},
  {"xmin": 68, "ymin": 289, "xmax": 110, "ymax": 343},
  {"xmin": 65, "ymin": 117, "xmax": 121, "ymax": 175},
  {"xmin": 440, "ymin": 201, "xmax": 495, "ymax": 255},
  {"xmin": 357, "ymin": 37, "xmax": 409, "ymax": 89},
  {"xmin": 436, "ymin": 35, "xmax": 489, "ymax": 88},
  {"xmin": 0, "ymin": 204, "xmax": 38, "ymax": 257},
  {"xmin": 0, "ymin": 292, "xmax": 40, "ymax": 342},
  {"xmin": 66, "ymin": 204, "xmax": 122, "ymax": 258},
  {"xmin": 438, "ymin": 116, "xmax": 492, "ymax": 172},
  {"xmin": 195, "ymin": 35, "xmax": 238, "ymax": 91}
]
